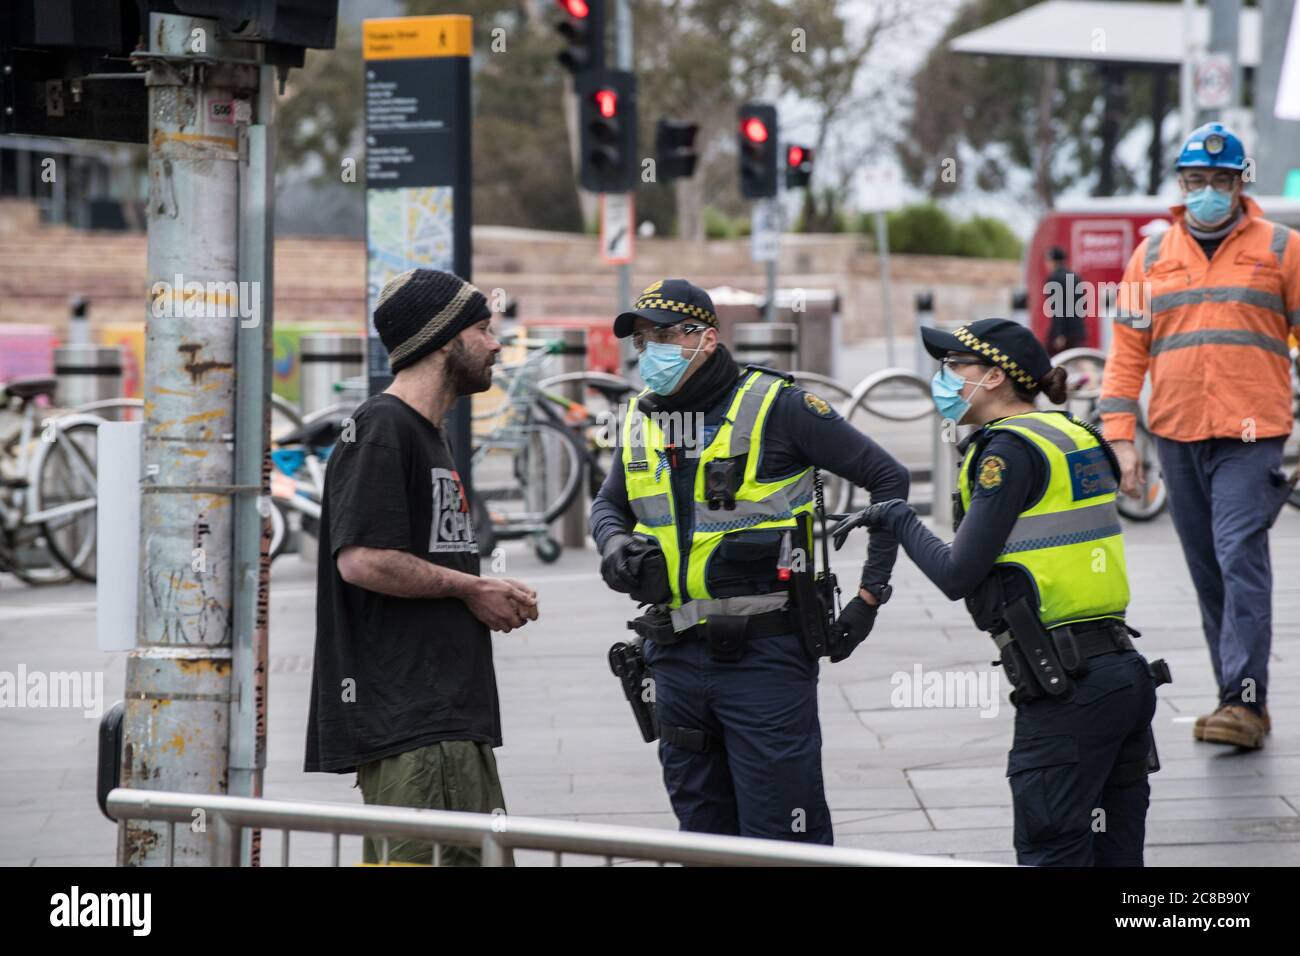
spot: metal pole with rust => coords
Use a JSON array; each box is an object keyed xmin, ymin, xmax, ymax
[{"xmin": 118, "ymin": 12, "xmax": 260, "ymax": 866}]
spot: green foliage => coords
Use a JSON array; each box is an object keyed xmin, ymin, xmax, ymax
[
  {"xmin": 953, "ymin": 215, "xmax": 1022, "ymax": 259},
  {"xmin": 859, "ymin": 203, "xmax": 1020, "ymax": 259},
  {"xmin": 899, "ymin": 0, "xmax": 1166, "ymax": 206},
  {"xmin": 703, "ymin": 206, "xmax": 743, "ymax": 239}
]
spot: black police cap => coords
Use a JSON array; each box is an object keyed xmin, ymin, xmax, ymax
[
  {"xmin": 921, "ymin": 318, "xmax": 1052, "ymax": 391},
  {"xmin": 614, "ymin": 278, "xmax": 719, "ymax": 339}
]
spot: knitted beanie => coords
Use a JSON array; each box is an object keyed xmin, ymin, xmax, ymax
[{"xmin": 374, "ymin": 268, "xmax": 491, "ymax": 372}]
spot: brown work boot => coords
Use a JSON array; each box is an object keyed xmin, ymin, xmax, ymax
[
  {"xmin": 1193, "ymin": 704, "xmax": 1226, "ymax": 740},
  {"xmin": 1199, "ymin": 704, "xmax": 1267, "ymax": 749}
]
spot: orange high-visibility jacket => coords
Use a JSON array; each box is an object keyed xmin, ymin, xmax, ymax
[{"xmin": 1100, "ymin": 195, "xmax": 1300, "ymax": 443}]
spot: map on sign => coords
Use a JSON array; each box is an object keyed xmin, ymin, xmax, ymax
[{"xmin": 365, "ymin": 186, "xmax": 455, "ymax": 322}]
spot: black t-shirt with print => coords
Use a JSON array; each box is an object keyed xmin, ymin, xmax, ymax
[{"xmin": 304, "ymin": 393, "xmax": 501, "ymax": 774}]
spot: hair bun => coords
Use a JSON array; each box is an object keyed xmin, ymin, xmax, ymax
[{"xmin": 1038, "ymin": 366, "xmax": 1070, "ymax": 404}]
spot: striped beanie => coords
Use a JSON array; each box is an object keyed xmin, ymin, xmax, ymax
[{"xmin": 374, "ymin": 268, "xmax": 491, "ymax": 373}]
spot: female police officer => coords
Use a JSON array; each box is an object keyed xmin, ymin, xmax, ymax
[{"xmin": 836, "ymin": 318, "xmax": 1163, "ymax": 866}]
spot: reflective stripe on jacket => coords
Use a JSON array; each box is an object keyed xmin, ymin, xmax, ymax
[
  {"xmin": 959, "ymin": 411, "xmax": 1130, "ymax": 629},
  {"xmin": 1100, "ymin": 195, "xmax": 1300, "ymax": 442},
  {"xmin": 621, "ymin": 370, "xmax": 815, "ymax": 624}
]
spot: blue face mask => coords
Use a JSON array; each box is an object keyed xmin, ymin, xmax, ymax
[
  {"xmin": 1185, "ymin": 186, "xmax": 1233, "ymax": 227},
  {"xmin": 639, "ymin": 340, "xmax": 703, "ymax": 395},
  {"xmin": 930, "ymin": 365, "xmax": 993, "ymax": 423}
]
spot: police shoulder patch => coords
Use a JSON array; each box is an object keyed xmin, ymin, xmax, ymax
[
  {"xmin": 802, "ymin": 391, "xmax": 835, "ymax": 419},
  {"xmin": 977, "ymin": 454, "xmax": 1006, "ymax": 492}
]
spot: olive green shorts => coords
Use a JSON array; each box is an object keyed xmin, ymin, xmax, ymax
[{"xmin": 356, "ymin": 740, "xmax": 508, "ymax": 867}]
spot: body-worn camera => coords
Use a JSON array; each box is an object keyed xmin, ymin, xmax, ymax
[{"xmin": 704, "ymin": 458, "xmax": 743, "ymax": 511}]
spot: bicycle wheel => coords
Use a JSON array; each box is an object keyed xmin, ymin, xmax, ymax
[
  {"xmin": 837, "ymin": 369, "xmax": 933, "ymax": 515},
  {"xmin": 536, "ymin": 371, "xmax": 637, "ymax": 498},
  {"xmin": 35, "ymin": 420, "xmax": 100, "ymax": 581},
  {"xmin": 472, "ymin": 418, "xmax": 583, "ymax": 537}
]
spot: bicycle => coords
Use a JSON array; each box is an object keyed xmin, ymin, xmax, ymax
[
  {"xmin": 0, "ymin": 377, "xmax": 126, "ymax": 584},
  {"xmin": 472, "ymin": 337, "xmax": 589, "ymax": 561}
]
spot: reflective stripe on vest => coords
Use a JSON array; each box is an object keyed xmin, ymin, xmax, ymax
[
  {"xmin": 621, "ymin": 370, "xmax": 815, "ymax": 612},
  {"xmin": 959, "ymin": 411, "xmax": 1130, "ymax": 629}
]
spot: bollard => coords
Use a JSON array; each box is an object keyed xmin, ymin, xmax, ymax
[
  {"xmin": 553, "ymin": 328, "xmax": 589, "ymax": 550},
  {"xmin": 913, "ymin": 292, "xmax": 934, "ymax": 378},
  {"xmin": 733, "ymin": 322, "xmax": 798, "ymax": 373},
  {"xmin": 54, "ymin": 344, "xmax": 124, "ymax": 417},
  {"xmin": 300, "ymin": 334, "xmax": 364, "ymax": 417},
  {"xmin": 1011, "ymin": 289, "xmax": 1029, "ymax": 327}
]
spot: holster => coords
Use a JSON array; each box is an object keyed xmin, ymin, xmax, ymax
[
  {"xmin": 608, "ymin": 637, "xmax": 659, "ymax": 743},
  {"xmin": 998, "ymin": 596, "xmax": 1075, "ymax": 701},
  {"xmin": 788, "ymin": 512, "xmax": 833, "ymax": 662},
  {"xmin": 627, "ymin": 606, "xmax": 678, "ymax": 645}
]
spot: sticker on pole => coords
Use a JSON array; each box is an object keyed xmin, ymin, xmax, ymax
[
  {"xmin": 1194, "ymin": 53, "xmax": 1233, "ymax": 111},
  {"xmin": 601, "ymin": 193, "xmax": 634, "ymax": 264},
  {"xmin": 751, "ymin": 200, "xmax": 780, "ymax": 263}
]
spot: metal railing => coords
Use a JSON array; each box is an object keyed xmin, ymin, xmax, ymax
[{"xmin": 107, "ymin": 788, "xmax": 995, "ymax": 868}]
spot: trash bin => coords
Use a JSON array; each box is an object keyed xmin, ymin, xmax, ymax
[
  {"xmin": 300, "ymin": 334, "xmax": 364, "ymax": 417},
  {"xmin": 54, "ymin": 344, "xmax": 123, "ymax": 415},
  {"xmin": 769, "ymin": 288, "xmax": 838, "ymax": 376},
  {"xmin": 734, "ymin": 322, "xmax": 799, "ymax": 373}
]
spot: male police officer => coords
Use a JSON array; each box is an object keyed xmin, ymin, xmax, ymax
[{"xmin": 591, "ymin": 279, "xmax": 910, "ymax": 844}]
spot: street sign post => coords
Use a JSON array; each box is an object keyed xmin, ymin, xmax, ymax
[
  {"xmin": 362, "ymin": 15, "xmax": 476, "ymax": 506},
  {"xmin": 601, "ymin": 192, "xmax": 633, "ymax": 263},
  {"xmin": 859, "ymin": 164, "xmax": 905, "ymax": 366}
]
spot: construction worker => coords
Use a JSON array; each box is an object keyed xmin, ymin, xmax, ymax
[
  {"xmin": 1100, "ymin": 122, "xmax": 1300, "ymax": 749},
  {"xmin": 836, "ymin": 319, "xmax": 1164, "ymax": 866},
  {"xmin": 591, "ymin": 279, "xmax": 910, "ymax": 844}
]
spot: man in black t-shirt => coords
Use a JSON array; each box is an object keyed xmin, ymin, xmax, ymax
[{"xmin": 305, "ymin": 268, "xmax": 538, "ymax": 866}]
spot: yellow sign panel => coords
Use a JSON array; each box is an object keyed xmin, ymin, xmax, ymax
[{"xmin": 363, "ymin": 15, "xmax": 472, "ymax": 60}]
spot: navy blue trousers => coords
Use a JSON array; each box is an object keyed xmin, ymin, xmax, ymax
[
  {"xmin": 1155, "ymin": 436, "xmax": 1288, "ymax": 708},
  {"xmin": 1009, "ymin": 651, "xmax": 1157, "ymax": 866},
  {"xmin": 643, "ymin": 632, "xmax": 832, "ymax": 843}
]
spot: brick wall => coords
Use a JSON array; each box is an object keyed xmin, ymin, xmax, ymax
[{"xmin": 0, "ymin": 199, "xmax": 1023, "ymax": 342}]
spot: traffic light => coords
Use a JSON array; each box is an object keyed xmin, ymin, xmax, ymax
[
  {"xmin": 553, "ymin": 0, "xmax": 605, "ymax": 75},
  {"xmin": 785, "ymin": 143, "xmax": 813, "ymax": 188},
  {"xmin": 577, "ymin": 69, "xmax": 637, "ymax": 192},
  {"xmin": 655, "ymin": 119, "xmax": 699, "ymax": 181},
  {"xmin": 738, "ymin": 103, "xmax": 778, "ymax": 198}
]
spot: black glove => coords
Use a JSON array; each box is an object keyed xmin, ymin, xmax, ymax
[
  {"xmin": 827, "ymin": 595, "xmax": 878, "ymax": 663},
  {"xmin": 600, "ymin": 533, "xmax": 670, "ymax": 604},
  {"xmin": 830, "ymin": 499, "xmax": 908, "ymax": 551}
]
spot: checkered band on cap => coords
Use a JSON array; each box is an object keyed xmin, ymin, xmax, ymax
[
  {"xmin": 633, "ymin": 293, "xmax": 718, "ymax": 327},
  {"xmin": 952, "ymin": 326, "xmax": 1038, "ymax": 389}
]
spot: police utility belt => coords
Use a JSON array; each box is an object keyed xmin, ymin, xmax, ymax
[
  {"xmin": 994, "ymin": 596, "xmax": 1172, "ymax": 703},
  {"xmin": 627, "ymin": 604, "xmax": 795, "ymax": 663}
]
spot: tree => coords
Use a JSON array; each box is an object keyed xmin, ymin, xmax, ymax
[{"xmin": 898, "ymin": 0, "xmax": 1165, "ymax": 209}]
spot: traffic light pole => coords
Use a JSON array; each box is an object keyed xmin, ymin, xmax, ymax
[
  {"xmin": 615, "ymin": 0, "xmax": 633, "ymax": 326},
  {"xmin": 119, "ymin": 12, "xmax": 261, "ymax": 866}
]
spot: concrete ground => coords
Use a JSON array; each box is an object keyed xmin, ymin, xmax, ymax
[
  {"xmin": 2, "ymin": 336, "xmax": 1298, "ymax": 866},
  {"xmin": 2, "ymin": 494, "xmax": 1298, "ymax": 866}
]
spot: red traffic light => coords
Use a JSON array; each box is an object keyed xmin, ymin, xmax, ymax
[
  {"xmin": 741, "ymin": 116, "xmax": 768, "ymax": 144},
  {"xmin": 594, "ymin": 88, "xmax": 618, "ymax": 118},
  {"xmin": 559, "ymin": 0, "xmax": 590, "ymax": 16},
  {"xmin": 787, "ymin": 145, "xmax": 804, "ymax": 167}
]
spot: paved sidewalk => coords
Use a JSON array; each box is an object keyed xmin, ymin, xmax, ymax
[{"xmin": 2, "ymin": 499, "xmax": 1298, "ymax": 866}]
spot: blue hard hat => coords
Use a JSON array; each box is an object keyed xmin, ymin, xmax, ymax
[{"xmin": 1175, "ymin": 122, "xmax": 1247, "ymax": 171}]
